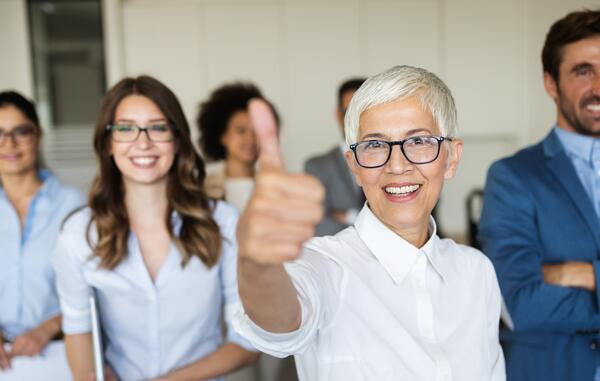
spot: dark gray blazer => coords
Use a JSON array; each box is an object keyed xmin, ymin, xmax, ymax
[{"xmin": 305, "ymin": 146, "xmax": 364, "ymax": 236}]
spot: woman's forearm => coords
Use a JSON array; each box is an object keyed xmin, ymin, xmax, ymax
[
  {"xmin": 238, "ymin": 258, "xmax": 302, "ymax": 333},
  {"xmin": 159, "ymin": 343, "xmax": 259, "ymax": 381},
  {"xmin": 65, "ymin": 333, "xmax": 95, "ymax": 381}
]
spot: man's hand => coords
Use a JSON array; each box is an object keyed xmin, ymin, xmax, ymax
[
  {"xmin": 0, "ymin": 339, "xmax": 10, "ymax": 370},
  {"xmin": 9, "ymin": 325, "xmax": 52, "ymax": 357},
  {"xmin": 237, "ymin": 99, "xmax": 325, "ymax": 264},
  {"xmin": 542, "ymin": 261, "xmax": 596, "ymax": 291}
]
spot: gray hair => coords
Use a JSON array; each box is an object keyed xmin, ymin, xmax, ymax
[{"xmin": 344, "ymin": 65, "xmax": 458, "ymax": 147}]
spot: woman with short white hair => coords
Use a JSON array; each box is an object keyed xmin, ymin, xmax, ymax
[{"xmin": 233, "ymin": 65, "xmax": 505, "ymax": 381}]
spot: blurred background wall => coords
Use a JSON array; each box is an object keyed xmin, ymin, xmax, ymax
[{"xmin": 1, "ymin": 0, "xmax": 598, "ymax": 240}]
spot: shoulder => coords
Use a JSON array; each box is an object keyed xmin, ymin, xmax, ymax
[
  {"xmin": 305, "ymin": 147, "xmax": 338, "ymax": 170},
  {"xmin": 60, "ymin": 206, "xmax": 93, "ymax": 237},
  {"xmin": 488, "ymin": 140, "xmax": 544, "ymax": 178},
  {"xmin": 300, "ymin": 227, "xmax": 360, "ymax": 269},
  {"xmin": 211, "ymin": 200, "xmax": 239, "ymax": 231},
  {"xmin": 438, "ymin": 238, "xmax": 496, "ymax": 277}
]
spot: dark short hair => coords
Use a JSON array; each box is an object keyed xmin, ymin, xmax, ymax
[
  {"xmin": 338, "ymin": 78, "xmax": 366, "ymax": 108},
  {"xmin": 197, "ymin": 82, "xmax": 280, "ymax": 161},
  {"xmin": 0, "ymin": 90, "xmax": 40, "ymax": 127},
  {"xmin": 542, "ymin": 9, "xmax": 600, "ymax": 81}
]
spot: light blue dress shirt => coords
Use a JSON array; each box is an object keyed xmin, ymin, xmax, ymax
[
  {"xmin": 0, "ymin": 170, "xmax": 84, "ymax": 338},
  {"xmin": 555, "ymin": 126, "xmax": 600, "ymax": 221},
  {"xmin": 52, "ymin": 201, "xmax": 255, "ymax": 381}
]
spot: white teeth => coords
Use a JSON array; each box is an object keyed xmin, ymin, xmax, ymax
[
  {"xmin": 385, "ymin": 184, "xmax": 420, "ymax": 195},
  {"xmin": 587, "ymin": 104, "xmax": 600, "ymax": 112},
  {"xmin": 131, "ymin": 157, "xmax": 157, "ymax": 166}
]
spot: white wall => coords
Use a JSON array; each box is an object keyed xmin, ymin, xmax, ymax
[
  {"xmin": 2, "ymin": 0, "xmax": 599, "ymax": 238},
  {"xmin": 0, "ymin": 0, "xmax": 33, "ymax": 97}
]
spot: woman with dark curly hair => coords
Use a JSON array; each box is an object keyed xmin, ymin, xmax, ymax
[
  {"xmin": 52, "ymin": 76, "xmax": 258, "ymax": 381},
  {"xmin": 197, "ymin": 83, "xmax": 279, "ymax": 211}
]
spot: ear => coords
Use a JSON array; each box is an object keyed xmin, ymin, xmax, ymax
[
  {"xmin": 443, "ymin": 138, "xmax": 463, "ymax": 180},
  {"xmin": 344, "ymin": 150, "xmax": 363, "ymax": 187},
  {"xmin": 543, "ymin": 72, "xmax": 559, "ymax": 102}
]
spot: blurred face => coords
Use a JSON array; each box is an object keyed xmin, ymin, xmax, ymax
[
  {"xmin": 544, "ymin": 35, "xmax": 600, "ymax": 136},
  {"xmin": 345, "ymin": 97, "xmax": 462, "ymax": 244},
  {"xmin": 110, "ymin": 95, "xmax": 176, "ymax": 189},
  {"xmin": 0, "ymin": 106, "xmax": 39, "ymax": 177},
  {"xmin": 220, "ymin": 110, "xmax": 258, "ymax": 165}
]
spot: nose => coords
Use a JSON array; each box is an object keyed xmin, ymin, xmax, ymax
[
  {"xmin": 385, "ymin": 144, "xmax": 413, "ymax": 173},
  {"xmin": 136, "ymin": 129, "xmax": 152, "ymax": 148}
]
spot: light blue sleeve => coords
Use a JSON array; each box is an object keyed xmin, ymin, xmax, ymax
[
  {"xmin": 216, "ymin": 202, "xmax": 257, "ymax": 352},
  {"xmin": 51, "ymin": 214, "xmax": 94, "ymax": 335}
]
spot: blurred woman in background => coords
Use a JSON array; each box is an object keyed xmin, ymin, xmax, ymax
[
  {"xmin": 197, "ymin": 82, "xmax": 280, "ymax": 211},
  {"xmin": 52, "ymin": 76, "xmax": 258, "ymax": 381},
  {"xmin": 0, "ymin": 91, "xmax": 83, "ymax": 371}
]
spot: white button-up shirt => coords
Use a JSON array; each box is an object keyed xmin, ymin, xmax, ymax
[
  {"xmin": 234, "ymin": 205, "xmax": 505, "ymax": 381},
  {"xmin": 53, "ymin": 201, "xmax": 254, "ymax": 381}
]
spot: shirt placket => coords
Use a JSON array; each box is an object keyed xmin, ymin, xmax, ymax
[
  {"xmin": 592, "ymin": 142, "xmax": 600, "ymax": 222},
  {"xmin": 411, "ymin": 253, "xmax": 452, "ymax": 381}
]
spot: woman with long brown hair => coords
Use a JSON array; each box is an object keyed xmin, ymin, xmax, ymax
[{"xmin": 52, "ymin": 76, "xmax": 258, "ymax": 381}]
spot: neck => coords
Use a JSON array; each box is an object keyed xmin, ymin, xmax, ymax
[
  {"xmin": 1, "ymin": 170, "xmax": 42, "ymax": 201},
  {"xmin": 124, "ymin": 180, "xmax": 169, "ymax": 229},
  {"xmin": 225, "ymin": 157, "xmax": 254, "ymax": 178},
  {"xmin": 390, "ymin": 220, "xmax": 430, "ymax": 248}
]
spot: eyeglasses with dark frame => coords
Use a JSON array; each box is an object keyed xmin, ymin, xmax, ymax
[
  {"xmin": 349, "ymin": 135, "xmax": 452, "ymax": 168},
  {"xmin": 0, "ymin": 125, "xmax": 38, "ymax": 147},
  {"xmin": 106, "ymin": 123, "xmax": 175, "ymax": 143}
]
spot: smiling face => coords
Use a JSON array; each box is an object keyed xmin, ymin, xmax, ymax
[
  {"xmin": 220, "ymin": 110, "xmax": 258, "ymax": 165},
  {"xmin": 110, "ymin": 95, "xmax": 176, "ymax": 189},
  {"xmin": 0, "ymin": 105, "xmax": 40, "ymax": 177},
  {"xmin": 345, "ymin": 96, "xmax": 462, "ymax": 246},
  {"xmin": 544, "ymin": 35, "xmax": 600, "ymax": 136}
]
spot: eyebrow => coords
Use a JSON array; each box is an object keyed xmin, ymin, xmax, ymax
[
  {"xmin": 570, "ymin": 62, "xmax": 594, "ymax": 73},
  {"xmin": 360, "ymin": 128, "xmax": 433, "ymax": 140},
  {"xmin": 115, "ymin": 118, "xmax": 168, "ymax": 124}
]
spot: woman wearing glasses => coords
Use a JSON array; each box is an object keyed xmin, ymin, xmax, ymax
[
  {"xmin": 233, "ymin": 66, "xmax": 505, "ymax": 380},
  {"xmin": 52, "ymin": 76, "xmax": 258, "ymax": 381},
  {"xmin": 0, "ymin": 91, "xmax": 83, "ymax": 370}
]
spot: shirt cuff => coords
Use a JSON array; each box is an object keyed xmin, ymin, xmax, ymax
[{"xmin": 232, "ymin": 288, "xmax": 319, "ymax": 358}]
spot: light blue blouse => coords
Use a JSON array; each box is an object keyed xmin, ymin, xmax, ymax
[
  {"xmin": 0, "ymin": 171, "xmax": 84, "ymax": 338},
  {"xmin": 52, "ymin": 201, "xmax": 254, "ymax": 381}
]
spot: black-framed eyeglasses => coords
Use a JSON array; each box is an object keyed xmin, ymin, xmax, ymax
[
  {"xmin": 0, "ymin": 125, "xmax": 37, "ymax": 146},
  {"xmin": 106, "ymin": 123, "xmax": 174, "ymax": 143},
  {"xmin": 349, "ymin": 135, "xmax": 452, "ymax": 168}
]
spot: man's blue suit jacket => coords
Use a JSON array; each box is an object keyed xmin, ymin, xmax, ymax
[{"xmin": 479, "ymin": 129, "xmax": 600, "ymax": 381}]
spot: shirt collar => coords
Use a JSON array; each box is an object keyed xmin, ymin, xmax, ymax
[
  {"xmin": 354, "ymin": 204, "xmax": 446, "ymax": 285},
  {"xmin": 0, "ymin": 170, "xmax": 60, "ymax": 201},
  {"xmin": 554, "ymin": 125, "xmax": 600, "ymax": 165}
]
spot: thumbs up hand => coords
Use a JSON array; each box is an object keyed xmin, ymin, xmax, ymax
[{"xmin": 236, "ymin": 99, "xmax": 325, "ymax": 264}]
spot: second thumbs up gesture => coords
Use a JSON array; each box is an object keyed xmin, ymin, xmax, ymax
[{"xmin": 236, "ymin": 99, "xmax": 325, "ymax": 264}]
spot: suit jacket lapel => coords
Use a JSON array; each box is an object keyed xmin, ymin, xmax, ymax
[{"xmin": 544, "ymin": 130, "xmax": 600, "ymax": 250}]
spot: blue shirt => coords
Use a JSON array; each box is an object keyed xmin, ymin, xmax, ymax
[
  {"xmin": 52, "ymin": 201, "xmax": 254, "ymax": 381},
  {"xmin": 554, "ymin": 126, "xmax": 600, "ymax": 220},
  {"xmin": 0, "ymin": 171, "xmax": 84, "ymax": 338}
]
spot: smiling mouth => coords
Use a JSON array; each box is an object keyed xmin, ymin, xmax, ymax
[
  {"xmin": 384, "ymin": 184, "xmax": 421, "ymax": 196},
  {"xmin": 585, "ymin": 103, "xmax": 600, "ymax": 112},
  {"xmin": 130, "ymin": 157, "xmax": 158, "ymax": 166}
]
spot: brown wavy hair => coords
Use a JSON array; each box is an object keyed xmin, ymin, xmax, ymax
[{"xmin": 87, "ymin": 75, "xmax": 221, "ymax": 269}]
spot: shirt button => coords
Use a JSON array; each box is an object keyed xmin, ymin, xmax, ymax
[{"xmin": 590, "ymin": 340, "xmax": 598, "ymax": 350}]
